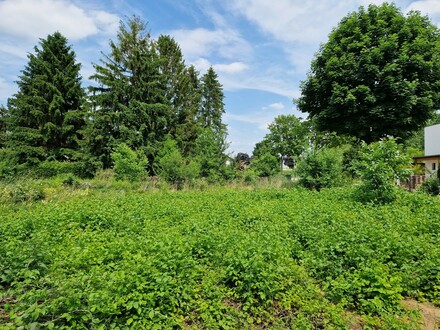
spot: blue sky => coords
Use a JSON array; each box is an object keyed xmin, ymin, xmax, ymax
[{"xmin": 1, "ymin": 0, "xmax": 440, "ymax": 155}]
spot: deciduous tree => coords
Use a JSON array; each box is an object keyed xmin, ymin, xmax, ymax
[{"xmin": 298, "ymin": 3, "xmax": 440, "ymax": 142}]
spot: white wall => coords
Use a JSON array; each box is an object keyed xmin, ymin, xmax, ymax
[
  {"xmin": 425, "ymin": 124, "xmax": 440, "ymax": 155},
  {"xmin": 424, "ymin": 159, "xmax": 438, "ymax": 178}
]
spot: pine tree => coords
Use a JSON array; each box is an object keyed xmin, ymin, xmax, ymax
[
  {"xmin": 199, "ymin": 67, "xmax": 226, "ymax": 133},
  {"xmin": 88, "ymin": 16, "xmax": 168, "ymax": 169},
  {"xmin": 6, "ymin": 32, "xmax": 86, "ymax": 165},
  {"xmin": 194, "ymin": 67, "xmax": 230, "ymax": 179},
  {"xmin": 175, "ymin": 65, "xmax": 201, "ymax": 155},
  {"xmin": 157, "ymin": 36, "xmax": 199, "ymax": 155}
]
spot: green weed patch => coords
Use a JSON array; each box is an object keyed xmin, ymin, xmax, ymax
[{"xmin": 1, "ymin": 188, "xmax": 438, "ymax": 328}]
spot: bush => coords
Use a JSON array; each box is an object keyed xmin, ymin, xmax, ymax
[
  {"xmin": 32, "ymin": 160, "xmax": 76, "ymax": 178},
  {"xmin": 157, "ymin": 138, "xmax": 200, "ymax": 187},
  {"xmin": 250, "ymin": 153, "xmax": 279, "ymax": 177},
  {"xmin": 352, "ymin": 138, "xmax": 412, "ymax": 204},
  {"xmin": 296, "ymin": 147, "xmax": 345, "ymax": 191},
  {"xmin": 420, "ymin": 172, "xmax": 440, "ymax": 196},
  {"xmin": 9, "ymin": 182, "xmax": 45, "ymax": 203},
  {"xmin": 111, "ymin": 144, "xmax": 147, "ymax": 182}
]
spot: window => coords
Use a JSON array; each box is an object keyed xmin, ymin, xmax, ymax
[{"xmin": 433, "ymin": 163, "xmax": 437, "ymax": 171}]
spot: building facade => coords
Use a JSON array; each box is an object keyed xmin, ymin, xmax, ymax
[{"xmin": 414, "ymin": 123, "xmax": 440, "ymax": 177}]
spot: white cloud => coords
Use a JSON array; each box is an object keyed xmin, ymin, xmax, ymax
[
  {"xmin": 191, "ymin": 58, "xmax": 212, "ymax": 72},
  {"xmin": 219, "ymin": 74, "xmax": 298, "ymax": 98},
  {"xmin": 225, "ymin": 103, "xmax": 296, "ymax": 131},
  {"xmin": 267, "ymin": 102, "xmax": 285, "ymax": 110},
  {"xmin": 406, "ymin": 1, "xmax": 440, "ymax": 24},
  {"xmin": 214, "ymin": 62, "xmax": 248, "ymax": 74},
  {"xmin": 0, "ymin": 0, "xmax": 119, "ymax": 41},
  {"xmin": 225, "ymin": 112, "xmax": 271, "ymax": 130},
  {"xmin": 407, "ymin": 0, "xmax": 440, "ymax": 12},
  {"xmin": 226, "ymin": 0, "xmax": 356, "ymax": 45}
]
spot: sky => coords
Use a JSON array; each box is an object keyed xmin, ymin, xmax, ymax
[{"xmin": 1, "ymin": 0, "xmax": 440, "ymax": 155}]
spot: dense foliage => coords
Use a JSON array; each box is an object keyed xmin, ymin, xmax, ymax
[
  {"xmin": 5, "ymin": 32, "xmax": 86, "ymax": 165},
  {"xmin": 253, "ymin": 115, "xmax": 310, "ymax": 170},
  {"xmin": 353, "ymin": 138, "xmax": 412, "ymax": 204},
  {"xmin": 1, "ymin": 17, "xmax": 228, "ymax": 179},
  {"xmin": 298, "ymin": 3, "xmax": 440, "ymax": 142},
  {"xmin": 0, "ymin": 185, "xmax": 438, "ymax": 329},
  {"xmin": 296, "ymin": 147, "xmax": 346, "ymax": 191}
]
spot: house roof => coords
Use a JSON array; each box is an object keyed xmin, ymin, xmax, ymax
[{"xmin": 413, "ymin": 154, "xmax": 440, "ymax": 161}]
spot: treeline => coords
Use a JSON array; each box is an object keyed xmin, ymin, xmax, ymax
[{"xmin": 0, "ymin": 17, "xmax": 230, "ymax": 181}]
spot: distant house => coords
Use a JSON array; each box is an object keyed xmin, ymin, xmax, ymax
[{"xmin": 414, "ymin": 123, "xmax": 440, "ymax": 177}]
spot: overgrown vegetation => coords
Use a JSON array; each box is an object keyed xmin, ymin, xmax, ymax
[
  {"xmin": 1, "ymin": 3, "xmax": 439, "ymax": 329},
  {"xmin": 1, "ymin": 182, "xmax": 438, "ymax": 329}
]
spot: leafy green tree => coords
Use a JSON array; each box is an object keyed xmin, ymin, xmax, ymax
[
  {"xmin": 252, "ymin": 138, "xmax": 273, "ymax": 159},
  {"xmin": 0, "ymin": 105, "xmax": 8, "ymax": 148},
  {"xmin": 192, "ymin": 66, "xmax": 230, "ymax": 181},
  {"xmin": 266, "ymin": 115, "xmax": 310, "ymax": 169},
  {"xmin": 353, "ymin": 138, "xmax": 412, "ymax": 204},
  {"xmin": 88, "ymin": 16, "xmax": 168, "ymax": 170},
  {"xmin": 194, "ymin": 127, "xmax": 230, "ymax": 181},
  {"xmin": 5, "ymin": 32, "xmax": 86, "ymax": 165},
  {"xmin": 404, "ymin": 112, "xmax": 440, "ymax": 151},
  {"xmin": 298, "ymin": 3, "xmax": 440, "ymax": 142},
  {"xmin": 174, "ymin": 65, "xmax": 202, "ymax": 156}
]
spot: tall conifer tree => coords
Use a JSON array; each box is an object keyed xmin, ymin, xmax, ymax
[
  {"xmin": 88, "ymin": 16, "xmax": 168, "ymax": 169},
  {"xmin": 199, "ymin": 67, "xmax": 226, "ymax": 133},
  {"xmin": 176, "ymin": 65, "xmax": 202, "ymax": 155},
  {"xmin": 195, "ymin": 67, "xmax": 229, "ymax": 178},
  {"xmin": 157, "ymin": 36, "xmax": 199, "ymax": 155},
  {"xmin": 6, "ymin": 32, "xmax": 86, "ymax": 165}
]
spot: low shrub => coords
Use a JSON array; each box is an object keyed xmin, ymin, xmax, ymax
[
  {"xmin": 9, "ymin": 182, "xmax": 45, "ymax": 203},
  {"xmin": 419, "ymin": 173, "xmax": 440, "ymax": 196},
  {"xmin": 296, "ymin": 147, "xmax": 345, "ymax": 190},
  {"xmin": 111, "ymin": 144, "xmax": 147, "ymax": 182}
]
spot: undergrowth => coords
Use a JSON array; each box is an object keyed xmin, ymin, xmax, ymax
[{"xmin": 0, "ymin": 179, "xmax": 438, "ymax": 329}]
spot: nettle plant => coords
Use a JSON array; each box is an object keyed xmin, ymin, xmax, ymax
[{"xmin": 353, "ymin": 138, "xmax": 412, "ymax": 204}]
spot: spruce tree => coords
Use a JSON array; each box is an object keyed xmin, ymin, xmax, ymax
[
  {"xmin": 89, "ymin": 16, "xmax": 168, "ymax": 169},
  {"xmin": 157, "ymin": 36, "xmax": 199, "ymax": 155},
  {"xmin": 195, "ymin": 67, "xmax": 230, "ymax": 179},
  {"xmin": 175, "ymin": 65, "xmax": 201, "ymax": 156},
  {"xmin": 199, "ymin": 67, "xmax": 226, "ymax": 133},
  {"xmin": 6, "ymin": 32, "xmax": 86, "ymax": 165}
]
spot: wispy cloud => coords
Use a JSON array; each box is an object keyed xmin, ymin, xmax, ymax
[
  {"xmin": 169, "ymin": 27, "xmax": 251, "ymax": 61},
  {"xmin": 214, "ymin": 62, "xmax": 248, "ymax": 74},
  {"xmin": 267, "ymin": 102, "xmax": 285, "ymax": 110},
  {"xmin": 225, "ymin": 102, "xmax": 294, "ymax": 130},
  {"xmin": 0, "ymin": 77, "xmax": 16, "ymax": 101},
  {"xmin": 0, "ymin": 0, "xmax": 120, "ymax": 105},
  {"xmin": 406, "ymin": 0, "xmax": 440, "ymax": 24},
  {"xmin": 226, "ymin": 0, "xmax": 356, "ymax": 45}
]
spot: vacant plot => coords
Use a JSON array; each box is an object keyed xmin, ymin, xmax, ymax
[{"xmin": 1, "ymin": 187, "xmax": 439, "ymax": 329}]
